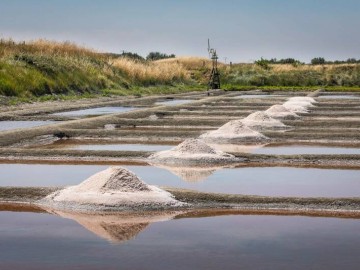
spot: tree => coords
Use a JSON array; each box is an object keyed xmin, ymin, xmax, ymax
[
  {"xmin": 146, "ymin": 52, "xmax": 175, "ymax": 61},
  {"xmin": 311, "ymin": 57, "xmax": 326, "ymax": 65}
]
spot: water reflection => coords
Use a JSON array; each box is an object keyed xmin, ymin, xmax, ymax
[
  {"xmin": 152, "ymin": 164, "xmax": 226, "ymax": 182},
  {"xmin": 52, "ymin": 106, "xmax": 135, "ymax": 117},
  {"xmin": 0, "ymin": 121, "xmax": 55, "ymax": 132},
  {"xmin": 155, "ymin": 99, "xmax": 194, "ymax": 106},
  {"xmin": 48, "ymin": 209, "xmax": 181, "ymax": 243}
]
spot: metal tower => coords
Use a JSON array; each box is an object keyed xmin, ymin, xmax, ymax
[{"xmin": 208, "ymin": 39, "xmax": 221, "ymax": 90}]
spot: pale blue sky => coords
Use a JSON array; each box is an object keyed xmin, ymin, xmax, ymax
[{"xmin": 0, "ymin": 0, "xmax": 359, "ymax": 63}]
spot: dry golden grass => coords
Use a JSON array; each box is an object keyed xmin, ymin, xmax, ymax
[
  {"xmin": 111, "ymin": 57, "xmax": 190, "ymax": 83},
  {"xmin": 155, "ymin": 57, "xmax": 213, "ymax": 69},
  {"xmin": 0, "ymin": 38, "xmax": 100, "ymax": 59}
]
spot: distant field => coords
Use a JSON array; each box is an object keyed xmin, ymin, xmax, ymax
[{"xmin": 1, "ymin": 39, "xmax": 360, "ymax": 102}]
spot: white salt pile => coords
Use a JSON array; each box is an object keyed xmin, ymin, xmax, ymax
[
  {"xmin": 285, "ymin": 100, "xmax": 315, "ymax": 108},
  {"xmin": 241, "ymin": 111, "xmax": 287, "ymax": 129},
  {"xmin": 282, "ymin": 101, "xmax": 309, "ymax": 113},
  {"xmin": 265, "ymin": 105, "xmax": 299, "ymax": 119},
  {"xmin": 148, "ymin": 138, "xmax": 238, "ymax": 165},
  {"xmin": 104, "ymin": 124, "xmax": 116, "ymax": 130},
  {"xmin": 200, "ymin": 120, "xmax": 268, "ymax": 143},
  {"xmin": 288, "ymin": 96, "xmax": 317, "ymax": 103},
  {"xmin": 148, "ymin": 114, "xmax": 159, "ymax": 120},
  {"xmin": 42, "ymin": 167, "xmax": 183, "ymax": 210}
]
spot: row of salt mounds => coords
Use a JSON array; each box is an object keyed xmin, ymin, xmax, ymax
[
  {"xmin": 265, "ymin": 105, "xmax": 299, "ymax": 119},
  {"xmin": 241, "ymin": 111, "xmax": 288, "ymax": 130},
  {"xmin": 41, "ymin": 167, "xmax": 183, "ymax": 211},
  {"xmin": 200, "ymin": 120, "xmax": 269, "ymax": 144},
  {"xmin": 148, "ymin": 138, "xmax": 238, "ymax": 165}
]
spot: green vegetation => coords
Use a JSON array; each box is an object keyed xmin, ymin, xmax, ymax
[
  {"xmin": 221, "ymin": 63, "xmax": 360, "ymax": 89},
  {"xmin": 146, "ymin": 51, "xmax": 176, "ymax": 61},
  {"xmin": 1, "ymin": 39, "xmax": 360, "ymax": 103}
]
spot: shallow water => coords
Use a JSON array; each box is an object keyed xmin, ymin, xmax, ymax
[
  {"xmin": 234, "ymin": 94, "xmax": 283, "ymax": 99},
  {"xmin": 1, "ymin": 164, "xmax": 359, "ymax": 197},
  {"xmin": 252, "ymin": 145, "xmax": 360, "ymax": 155},
  {"xmin": 52, "ymin": 106, "xmax": 135, "ymax": 117},
  {"xmin": 0, "ymin": 121, "xmax": 55, "ymax": 132},
  {"xmin": 45, "ymin": 142, "xmax": 174, "ymax": 151},
  {"xmin": 155, "ymin": 99, "xmax": 194, "ymax": 106},
  {"xmin": 0, "ymin": 211, "xmax": 359, "ymax": 270},
  {"xmin": 318, "ymin": 95, "xmax": 360, "ymax": 99}
]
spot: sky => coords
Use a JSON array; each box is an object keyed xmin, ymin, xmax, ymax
[{"xmin": 0, "ymin": 0, "xmax": 359, "ymax": 63}]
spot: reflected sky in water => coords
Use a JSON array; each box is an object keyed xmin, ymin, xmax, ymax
[
  {"xmin": 0, "ymin": 164, "xmax": 359, "ymax": 197},
  {"xmin": 0, "ymin": 210, "xmax": 359, "ymax": 270}
]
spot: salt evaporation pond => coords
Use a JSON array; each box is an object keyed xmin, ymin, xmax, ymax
[
  {"xmin": 0, "ymin": 210, "xmax": 359, "ymax": 269},
  {"xmin": 318, "ymin": 95, "xmax": 360, "ymax": 99},
  {"xmin": 1, "ymin": 164, "xmax": 359, "ymax": 197},
  {"xmin": 52, "ymin": 106, "xmax": 135, "ymax": 117},
  {"xmin": 0, "ymin": 121, "xmax": 55, "ymax": 132},
  {"xmin": 252, "ymin": 145, "xmax": 360, "ymax": 155},
  {"xmin": 234, "ymin": 94, "xmax": 283, "ymax": 99},
  {"xmin": 45, "ymin": 142, "xmax": 174, "ymax": 152},
  {"xmin": 155, "ymin": 99, "xmax": 194, "ymax": 106}
]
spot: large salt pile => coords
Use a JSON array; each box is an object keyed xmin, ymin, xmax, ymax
[
  {"xmin": 148, "ymin": 138, "xmax": 238, "ymax": 165},
  {"xmin": 241, "ymin": 111, "xmax": 287, "ymax": 129},
  {"xmin": 200, "ymin": 120, "xmax": 268, "ymax": 143},
  {"xmin": 265, "ymin": 105, "xmax": 299, "ymax": 119},
  {"xmin": 42, "ymin": 167, "xmax": 183, "ymax": 210}
]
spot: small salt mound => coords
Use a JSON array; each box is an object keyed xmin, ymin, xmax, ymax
[
  {"xmin": 200, "ymin": 120, "xmax": 268, "ymax": 143},
  {"xmin": 241, "ymin": 111, "xmax": 287, "ymax": 129},
  {"xmin": 104, "ymin": 124, "xmax": 116, "ymax": 130},
  {"xmin": 288, "ymin": 96, "xmax": 317, "ymax": 103},
  {"xmin": 265, "ymin": 105, "xmax": 299, "ymax": 119},
  {"xmin": 148, "ymin": 139, "xmax": 238, "ymax": 165},
  {"xmin": 283, "ymin": 101, "xmax": 309, "ymax": 113},
  {"xmin": 148, "ymin": 114, "xmax": 159, "ymax": 120},
  {"xmin": 43, "ymin": 167, "xmax": 182, "ymax": 210},
  {"xmin": 285, "ymin": 100, "xmax": 315, "ymax": 108}
]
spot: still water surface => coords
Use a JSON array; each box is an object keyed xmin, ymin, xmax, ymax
[
  {"xmin": 45, "ymin": 142, "xmax": 174, "ymax": 151},
  {"xmin": 52, "ymin": 106, "xmax": 135, "ymax": 117},
  {"xmin": 155, "ymin": 99, "xmax": 194, "ymax": 106},
  {"xmin": 0, "ymin": 121, "xmax": 55, "ymax": 132},
  {"xmin": 1, "ymin": 164, "xmax": 359, "ymax": 197},
  {"xmin": 0, "ymin": 210, "xmax": 359, "ymax": 270},
  {"xmin": 252, "ymin": 145, "xmax": 360, "ymax": 155}
]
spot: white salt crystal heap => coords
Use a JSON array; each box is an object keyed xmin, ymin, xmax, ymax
[
  {"xmin": 282, "ymin": 96, "xmax": 317, "ymax": 114},
  {"xmin": 200, "ymin": 120, "xmax": 268, "ymax": 143},
  {"xmin": 241, "ymin": 111, "xmax": 287, "ymax": 130},
  {"xmin": 43, "ymin": 167, "xmax": 182, "ymax": 210},
  {"xmin": 265, "ymin": 105, "xmax": 299, "ymax": 119},
  {"xmin": 148, "ymin": 138, "xmax": 238, "ymax": 165},
  {"xmin": 288, "ymin": 96, "xmax": 317, "ymax": 103}
]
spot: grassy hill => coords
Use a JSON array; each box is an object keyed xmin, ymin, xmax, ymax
[{"xmin": 1, "ymin": 39, "xmax": 360, "ymax": 101}]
